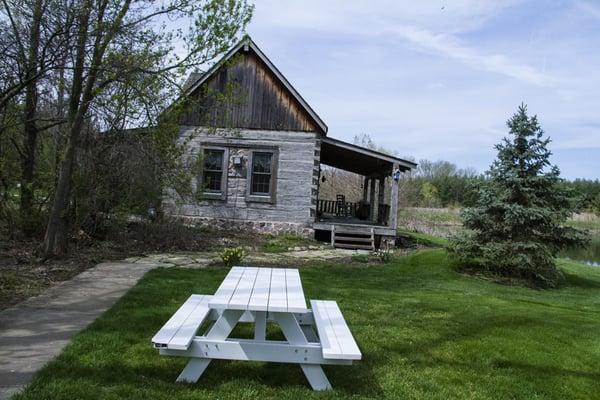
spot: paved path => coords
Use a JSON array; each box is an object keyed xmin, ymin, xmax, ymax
[{"xmin": 0, "ymin": 260, "xmax": 168, "ymax": 399}]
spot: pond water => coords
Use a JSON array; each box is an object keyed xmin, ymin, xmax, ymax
[{"xmin": 561, "ymin": 235, "xmax": 600, "ymax": 267}]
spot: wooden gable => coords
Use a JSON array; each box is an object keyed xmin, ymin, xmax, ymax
[{"xmin": 178, "ymin": 43, "xmax": 326, "ymax": 134}]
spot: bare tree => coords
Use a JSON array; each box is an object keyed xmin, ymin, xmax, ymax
[{"xmin": 41, "ymin": 0, "xmax": 253, "ymax": 257}]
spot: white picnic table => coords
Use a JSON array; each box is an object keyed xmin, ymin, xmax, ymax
[{"xmin": 152, "ymin": 266, "xmax": 361, "ymax": 390}]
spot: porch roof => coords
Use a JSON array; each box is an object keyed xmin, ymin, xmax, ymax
[{"xmin": 319, "ymin": 136, "xmax": 417, "ymax": 176}]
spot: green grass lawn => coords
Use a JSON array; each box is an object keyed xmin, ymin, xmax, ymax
[
  {"xmin": 14, "ymin": 250, "xmax": 600, "ymax": 400},
  {"xmin": 398, "ymin": 229, "xmax": 450, "ymax": 247},
  {"xmin": 398, "ymin": 208, "xmax": 462, "ymax": 224}
]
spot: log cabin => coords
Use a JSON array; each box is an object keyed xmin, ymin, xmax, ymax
[{"xmin": 163, "ymin": 36, "xmax": 416, "ymax": 249}]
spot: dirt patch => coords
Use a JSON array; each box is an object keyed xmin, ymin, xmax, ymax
[
  {"xmin": 0, "ymin": 221, "xmax": 268, "ymax": 311},
  {"xmin": 0, "ymin": 239, "xmax": 131, "ymax": 310}
]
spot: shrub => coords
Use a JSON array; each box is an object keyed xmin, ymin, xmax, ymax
[
  {"xmin": 373, "ymin": 248, "xmax": 392, "ymax": 263},
  {"xmin": 220, "ymin": 247, "xmax": 245, "ymax": 267}
]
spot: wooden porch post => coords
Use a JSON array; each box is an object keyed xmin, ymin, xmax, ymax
[
  {"xmin": 378, "ymin": 176, "xmax": 385, "ymax": 224},
  {"xmin": 389, "ymin": 164, "xmax": 399, "ymax": 230},
  {"xmin": 362, "ymin": 176, "xmax": 369, "ymax": 203},
  {"xmin": 369, "ymin": 177, "xmax": 376, "ymax": 222}
]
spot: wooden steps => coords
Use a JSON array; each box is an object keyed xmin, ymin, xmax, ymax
[{"xmin": 331, "ymin": 225, "xmax": 374, "ymax": 250}]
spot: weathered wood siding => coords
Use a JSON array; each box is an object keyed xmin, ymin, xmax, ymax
[
  {"xmin": 164, "ymin": 127, "xmax": 318, "ymax": 231},
  {"xmin": 179, "ymin": 51, "xmax": 322, "ymax": 133}
]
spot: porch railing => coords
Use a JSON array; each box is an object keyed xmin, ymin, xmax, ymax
[
  {"xmin": 317, "ymin": 199, "xmax": 360, "ymax": 217},
  {"xmin": 317, "ymin": 199, "xmax": 389, "ymax": 225}
]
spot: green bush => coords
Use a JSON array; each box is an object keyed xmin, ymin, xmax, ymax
[
  {"xmin": 373, "ymin": 248, "xmax": 393, "ymax": 263},
  {"xmin": 220, "ymin": 247, "xmax": 245, "ymax": 267}
]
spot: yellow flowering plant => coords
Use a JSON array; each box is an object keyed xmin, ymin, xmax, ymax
[{"xmin": 220, "ymin": 247, "xmax": 245, "ymax": 267}]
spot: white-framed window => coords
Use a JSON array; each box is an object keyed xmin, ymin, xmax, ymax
[
  {"xmin": 199, "ymin": 146, "xmax": 228, "ymax": 200},
  {"xmin": 246, "ymin": 149, "xmax": 278, "ymax": 203}
]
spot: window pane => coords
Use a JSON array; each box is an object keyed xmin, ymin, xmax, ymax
[
  {"xmin": 204, "ymin": 149, "xmax": 223, "ymax": 171},
  {"xmin": 204, "ymin": 171, "xmax": 222, "ymax": 192},
  {"xmin": 251, "ymin": 173, "xmax": 270, "ymax": 194},
  {"xmin": 252, "ymin": 152, "xmax": 272, "ymax": 173},
  {"xmin": 251, "ymin": 152, "xmax": 273, "ymax": 195},
  {"xmin": 202, "ymin": 149, "xmax": 224, "ymax": 193}
]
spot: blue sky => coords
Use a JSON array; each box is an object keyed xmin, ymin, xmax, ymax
[{"xmin": 241, "ymin": 0, "xmax": 600, "ymax": 179}]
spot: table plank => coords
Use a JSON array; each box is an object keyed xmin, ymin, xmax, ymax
[
  {"xmin": 248, "ymin": 268, "xmax": 272, "ymax": 311},
  {"xmin": 209, "ymin": 266, "xmax": 245, "ymax": 309},
  {"xmin": 228, "ymin": 267, "xmax": 259, "ymax": 310},
  {"xmin": 285, "ymin": 269, "xmax": 307, "ymax": 313},
  {"xmin": 267, "ymin": 268, "xmax": 287, "ymax": 312},
  {"xmin": 211, "ymin": 266, "xmax": 307, "ymax": 313}
]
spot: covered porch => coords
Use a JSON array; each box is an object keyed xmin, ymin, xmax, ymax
[{"xmin": 314, "ymin": 137, "xmax": 416, "ymax": 239}]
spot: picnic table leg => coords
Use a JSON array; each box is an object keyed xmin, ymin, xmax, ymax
[
  {"xmin": 271, "ymin": 312, "xmax": 332, "ymax": 391},
  {"xmin": 176, "ymin": 309, "xmax": 243, "ymax": 383},
  {"xmin": 177, "ymin": 358, "xmax": 211, "ymax": 383},
  {"xmin": 253, "ymin": 311, "xmax": 267, "ymax": 341}
]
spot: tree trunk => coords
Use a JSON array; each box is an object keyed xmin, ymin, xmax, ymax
[
  {"xmin": 41, "ymin": 126, "xmax": 79, "ymax": 256},
  {"xmin": 41, "ymin": 0, "xmax": 92, "ymax": 258},
  {"xmin": 19, "ymin": 0, "xmax": 44, "ymax": 235}
]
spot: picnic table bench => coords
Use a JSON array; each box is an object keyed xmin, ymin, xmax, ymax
[{"xmin": 152, "ymin": 266, "xmax": 361, "ymax": 390}]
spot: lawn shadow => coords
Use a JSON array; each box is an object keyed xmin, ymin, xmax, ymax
[
  {"xmin": 380, "ymin": 312, "xmax": 600, "ymax": 387},
  {"xmin": 412, "ymin": 356, "xmax": 600, "ymax": 381},
  {"xmin": 196, "ymin": 357, "xmax": 384, "ymax": 396},
  {"xmin": 562, "ymin": 271, "xmax": 600, "ymax": 289},
  {"xmin": 31, "ymin": 351, "xmax": 383, "ymax": 397}
]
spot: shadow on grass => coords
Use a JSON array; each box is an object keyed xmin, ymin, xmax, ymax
[
  {"xmin": 381, "ymin": 311, "xmax": 600, "ymax": 385},
  {"xmin": 562, "ymin": 271, "xmax": 600, "ymax": 289},
  {"xmin": 31, "ymin": 351, "xmax": 383, "ymax": 396},
  {"xmin": 411, "ymin": 356, "xmax": 600, "ymax": 381}
]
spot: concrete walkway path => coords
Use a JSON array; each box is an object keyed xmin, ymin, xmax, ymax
[{"xmin": 0, "ymin": 260, "xmax": 168, "ymax": 399}]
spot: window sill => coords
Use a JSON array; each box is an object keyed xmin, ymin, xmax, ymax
[
  {"xmin": 200, "ymin": 192, "xmax": 226, "ymax": 201},
  {"xmin": 246, "ymin": 194, "xmax": 275, "ymax": 204}
]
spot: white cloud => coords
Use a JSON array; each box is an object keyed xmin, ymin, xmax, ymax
[
  {"xmin": 252, "ymin": 0, "xmax": 521, "ymax": 34},
  {"xmin": 390, "ymin": 26, "xmax": 560, "ymax": 87}
]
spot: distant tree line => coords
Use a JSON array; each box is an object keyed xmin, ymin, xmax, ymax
[
  {"xmin": 399, "ymin": 160, "xmax": 483, "ymax": 208},
  {"xmin": 401, "ymin": 161, "xmax": 599, "ymax": 212}
]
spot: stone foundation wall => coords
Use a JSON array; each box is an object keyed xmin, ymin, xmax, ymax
[{"xmin": 176, "ymin": 216, "xmax": 314, "ymax": 237}]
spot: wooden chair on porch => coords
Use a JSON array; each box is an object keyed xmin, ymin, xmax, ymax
[{"xmin": 335, "ymin": 195, "xmax": 348, "ymax": 217}]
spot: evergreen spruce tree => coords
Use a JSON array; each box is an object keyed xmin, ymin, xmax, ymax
[{"xmin": 449, "ymin": 104, "xmax": 587, "ymax": 287}]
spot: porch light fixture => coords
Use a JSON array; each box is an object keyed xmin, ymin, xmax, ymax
[{"xmin": 392, "ymin": 168, "xmax": 401, "ymax": 181}]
